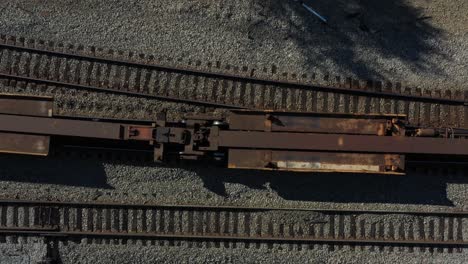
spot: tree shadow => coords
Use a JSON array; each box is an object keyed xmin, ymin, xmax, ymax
[
  {"xmin": 247, "ymin": 0, "xmax": 447, "ymax": 80},
  {"xmin": 195, "ymin": 165, "xmax": 468, "ymax": 206}
]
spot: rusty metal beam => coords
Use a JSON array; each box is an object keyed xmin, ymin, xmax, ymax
[
  {"xmin": 0, "ymin": 114, "xmax": 123, "ymax": 140},
  {"xmin": 0, "ymin": 132, "xmax": 49, "ymax": 156},
  {"xmin": 228, "ymin": 111, "xmax": 402, "ymax": 134},
  {"xmin": 0, "ymin": 93, "xmax": 53, "ymax": 117},
  {"xmin": 227, "ymin": 149, "xmax": 404, "ymax": 174},
  {"xmin": 218, "ymin": 131, "xmax": 468, "ymax": 155}
]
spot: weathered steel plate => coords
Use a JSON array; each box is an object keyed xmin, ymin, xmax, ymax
[
  {"xmin": 219, "ymin": 131, "xmax": 468, "ymax": 155},
  {"xmin": 227, "ymin": 149, "xmax": 404, "ymax": 174},
  {"xmin": 0, "ymin": 132, "xmax": 49, "ymax": 156},
  {"xmin": 228, "ymin": 110, "xmax": 404, "ymax": 134},
  {"xmin": 0, "ymin": 93, "xmax": 53, "ymax": 117},
  {"xmin": 0, "ymin": 114, "xmax": 123, "ymax": 140}
]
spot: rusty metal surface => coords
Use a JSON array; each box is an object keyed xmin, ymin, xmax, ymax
[
  {"xmin": 0, "ymin": 93, "xmax": 53, "ymax": 117},
  {"xmin": 229, "ymin": 110, "xmax": 406, "ymax": 119},
  {"xmin": 228, "ymin": 149, "xmax": 404, "ymax": 174},
  {"xmin": 218, "ymin": 131, "xmax": 468, "ymax": 155},
  {"xmin": 228, "ymin": 111, "xmax": 403, "ymax": 134},
  {"xmin": 123, "ymin": 125, "xmax": 155, "ymax": 141},
  {"xmin": 0, "ymin": 114, "xmax": 122, "ymax": 140},
  {"xmin": 0, "ymin": 132, "xmax": 49, "ymax": 156}
]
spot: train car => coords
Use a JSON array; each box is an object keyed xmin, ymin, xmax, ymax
[{"xmin": 1, "ymin": 93, "xmax": 468, "ymax": 175}]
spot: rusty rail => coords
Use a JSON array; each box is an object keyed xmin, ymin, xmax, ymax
[
  {"xmin": 0, "ymin": 199, "xmax": 466, "ymax": 251},
  {"xmin": 0, "ymin": 72, "xmax": 246, "ymax": 109},
  {"xmin": 1, "ymin": 228, "xmax": 466, "ymax": 248},
  {"xmin": 0, "ymin": 41, "xmax": 466, "ymax": 106},
  {"xmin": 0, "ymin": 199, "xmax": 466, "ymax": 215}
]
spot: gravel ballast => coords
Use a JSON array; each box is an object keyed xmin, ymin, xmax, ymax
[{"xmin": 0, "ymin": 0, "xmax": 467, "ymax": 263}]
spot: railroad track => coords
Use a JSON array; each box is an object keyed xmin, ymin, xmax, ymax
[
  {"xmin": 0, "ymin": 35, "xmax": 467, "ymax": 127},
  {"xmin": 0, "ymin": 35, "xmax": 467, "ymax": 256},
  {"xmin": 0, "ymin": 200, "xmax": 466, "ymax": 253}
]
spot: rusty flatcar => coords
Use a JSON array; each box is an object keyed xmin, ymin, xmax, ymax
[{"xmin": 1, "ymin": 93, "xmax": 467, "ymax": 175}]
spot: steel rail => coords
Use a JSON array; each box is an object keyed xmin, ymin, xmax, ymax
[
  {"xmin": 1, "ymin": 43, "xmax": 467, "ymax": 106},
  {"xmin": 0, "ymin": 200, "xmax": 465, "ymax": 249},
  {"xmin": 0, "ymin": 227, "xmax": 466, "ymax": 247},
  {"xmin": 0, "ymin": 73, "xmax": 247, "ymax": 109},
  {"xmin": 0, "ymin": 199, "xmax": 466, "ymax": 216}
]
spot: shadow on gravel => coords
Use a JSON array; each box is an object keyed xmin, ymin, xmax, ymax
[
  {"xmin": 196, "ymin": 166, "xmax": 468, "ymax": 206},
  {"xmin": 1, "ymin": 153, "xmax": 465, "ymax": 206},
  {"xmin": 0, "ymin": 155, "xmax": 112, "ymax": 188},
  {"xmin": 248, "ymin": 0, "xmax": 447, "ymax": 80}
]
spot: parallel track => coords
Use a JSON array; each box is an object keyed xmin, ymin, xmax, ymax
[
  {"xmin": 0, "ymin": 200, "xmax": 466, "ymax": 252},
  {"xmin": 1, "ymin": 35, "xmax": 468, "ymax": 256},
  {"xmin": 0, "ymin": 35, "xmax": 467, "ymax": 127}
]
